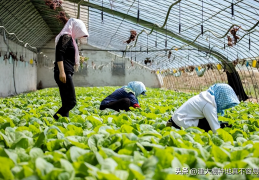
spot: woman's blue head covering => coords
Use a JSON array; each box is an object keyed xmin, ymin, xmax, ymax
[
  {"xmin": 208, "ymin": 83, "xmax": 240, "ymax": 115},
  {"xmin": 122, "ymin": 81, "xmax": 146, "ymax": 103}
]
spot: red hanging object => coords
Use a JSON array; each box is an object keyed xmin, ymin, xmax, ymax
[{"xmin": 124, "ymin": 30, "xmax": 137, "ymax": 44}]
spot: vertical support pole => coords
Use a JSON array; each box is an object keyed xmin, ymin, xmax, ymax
[
  {"xmin": 155, "ymin": 31, "xmax": 157, "ymax": 48},
  {"xmin": 101, "ymin": 0, "xmax": 104, "ymax": 22},
  {"xmin": 201, "ymin": 0, "xmax": 204, "ymax": 35},
  {"xmin": 147, "ymin": 34, "xmax": 148, "ymax": 54},
  {"xmin": 137, "ymin": 0, "xmax": 140, "ymax": 23},
  {"xmin": 135, "ymin": 47, "xmax": 137, "ymax": 61},
  {"xmin": 234, "ymin": 0, "xmax": 236, "ymax": 16},
  {"xmin": 165, "ymin": 25, "xmax": 167, "ymax": 50},
  {"xmin": 179, "ymin": 1, "xmax": 181, "ymax": 34},
  {"xmin": 249, "ymin": 33, "xmax": 251, "ymax": 51}
]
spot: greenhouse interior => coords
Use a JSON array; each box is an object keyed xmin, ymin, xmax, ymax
[{"xmin": 1, "ymin": 0, "xmax": 259, "ymax": 179}]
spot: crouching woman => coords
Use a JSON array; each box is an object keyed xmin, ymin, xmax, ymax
[
  {"xmin": 166, "ymin": 83, "xmax": 240, "ymax": 133},
  {"xmin": 100, "ymin": 81, "xmax": 146, "ymax": 112}
]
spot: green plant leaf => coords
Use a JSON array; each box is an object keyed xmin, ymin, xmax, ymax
[
  {"xmin": 0, "ymin": 157, "xmax": 15, "ymax": 179},
  {"xmin": 35, "ymin": 157, "xmax": 54, "ymax": 177},
  {"xmin": 67, "ymin": 146, "xmax": 90, "ymax": 162},
  {"xmin": 129, "ymin": 164, "xmax": 145, "ymax": 180},
  {"xmin": 211, "ymin": 145, "xmax": 230, "ymax": 163},
  {"xmin": 141, "ymin": 156, "xmax": 158, "ymax": 179}
]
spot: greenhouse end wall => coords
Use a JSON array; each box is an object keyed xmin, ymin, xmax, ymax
[
  {"xmin": 0, "ymin": 35, "xmax": 37, "ymax": 97},
  {"xmin": 37, "ymin": 39, "xmax": 161, "ymax": 88}
]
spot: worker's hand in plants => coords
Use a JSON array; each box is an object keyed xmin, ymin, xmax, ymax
[
  {"xmin": 166, "ymin": 83, "xmax": 240, "ymax": 133},
  {"xmin": 99, "ymin": 81, "xmax": 146, "ymax": 112}
]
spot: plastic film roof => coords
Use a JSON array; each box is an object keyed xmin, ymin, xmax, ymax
[
  {"xmin": 0, "ymin": 0, "xmax": 54, "ymax": 50},
  {"xmin": 1, "ymin": 0, "xmax": 259, "ymax": 70},
  {"xmin": 83, "ymin": 0, "xmax": 259, "ymax": 70}
]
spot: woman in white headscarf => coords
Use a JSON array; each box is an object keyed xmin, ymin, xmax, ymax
[
  {"xmin": 100, "ymin": 81, "xmax": 147, "ymax": 112},
  {"xmin": 53, "ymin": 12, "xmax": 89, "ymax": 120},
  {"xmin": 166, "ymin": 83, "xmax": 240, "ymax": 133}
]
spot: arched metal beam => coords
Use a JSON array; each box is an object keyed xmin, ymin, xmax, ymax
[{"xmin": 73, "ymin": 1, "xmax": 231, "ymax": 63}]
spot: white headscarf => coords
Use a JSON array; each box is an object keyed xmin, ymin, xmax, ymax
[{"xmin": 55, "ymin": 18, "xmax": 89, "ymax": 71}]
